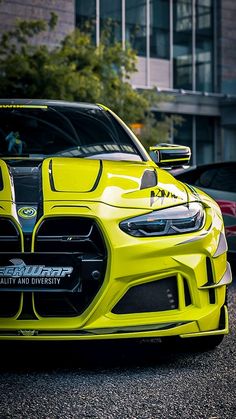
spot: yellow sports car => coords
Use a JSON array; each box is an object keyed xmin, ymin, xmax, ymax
[{"xmin": 0, "ymin": 99, "xmax": 232, "ymax": 350}]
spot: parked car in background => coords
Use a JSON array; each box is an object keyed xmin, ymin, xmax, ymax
[
  {"xmin": 172, "ymin": 162, "xmax": 236, "ymax": 256},
  {"xmin": 0, "ymin": 100, "xmax": 232, "ymax": 350}
]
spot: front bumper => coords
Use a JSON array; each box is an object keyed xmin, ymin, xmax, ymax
[{"xmin": 0, "ymin": 201, "xmax": 232, "ymax": 340}]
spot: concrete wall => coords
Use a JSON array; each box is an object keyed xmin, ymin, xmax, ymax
[
  {"xmin": 130, "ymin": 57, "xmax": 171, "ymax": 89},
  {"xmin": 149, "ymin": 58, "xmax": 171, "ymax": 89},
  {"xmin": 0, "ymin": 0, "xmax": 75, "ymax": 47},
  {"xmin": 130, "ymin": 57, "xmax": 148, "ymax": 87}
]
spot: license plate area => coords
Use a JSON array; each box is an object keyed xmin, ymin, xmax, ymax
[{"xmin": 0, "ymin": 253, "xmax": 81, "ymax": 292}]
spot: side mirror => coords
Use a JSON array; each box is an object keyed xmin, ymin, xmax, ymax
[{"xmin": 149, "ymin": 143, "xmax": 191, "ymax": 168}]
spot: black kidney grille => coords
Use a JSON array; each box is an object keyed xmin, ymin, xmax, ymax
[
  {"xmin": 32, "ymin": 217, "xmax": 107, "ymax": 317},
  {"xmin": 0, "ymin": 217, "xmax": 107, "ymax": 319},
  {"xmin": 0, "ymin": 292, "xmax": 21, "ymax": 317},
  {"xmin": 34, "ymin": 217, "xmax": 106, "ymax": 255},
  {"xmin": 0, "ymin": 218, "xmax": 21, "ymax": 252},
  {"xmin": 0, "ymin": 219, "xmax": 21, "ymax": 317},
  {"xmin": 34, "ymin": 280, "xmax": 102, "ymax": 317}
]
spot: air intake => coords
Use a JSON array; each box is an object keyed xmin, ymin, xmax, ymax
[{"xmin": 112, "ymin": 277, "xmax": 178, "ymax": 314}]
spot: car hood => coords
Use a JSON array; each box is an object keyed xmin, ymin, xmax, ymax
[
  {"xmin": 0, "ymin": 157, "xmax": 191, "ymax": 211},
  {"xmin": 42, "ymin": 158, "xmax": 189, "ymax": 210}
]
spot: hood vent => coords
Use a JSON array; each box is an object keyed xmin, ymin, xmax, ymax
[{"xmin": 140, "ymin": 170, "xmax": 157, "ymax": 189}]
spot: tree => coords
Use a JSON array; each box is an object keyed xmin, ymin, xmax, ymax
[{"xmin": 0, "ymin": 15, "xmax": 182, "ymax": 149}]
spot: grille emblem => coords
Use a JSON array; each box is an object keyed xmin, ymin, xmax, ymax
[
  {"xmin": 18, "ymin": 330, "xmax": 38, "ymax": 336},
  {"xmin": 18, "ymin": 207, "xmax": 37, "ymax": 219}
]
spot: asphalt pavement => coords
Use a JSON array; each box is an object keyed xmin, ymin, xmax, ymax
[{"xmin": 0, "ymin": 281, "xmax": 235, "ymax": 419}]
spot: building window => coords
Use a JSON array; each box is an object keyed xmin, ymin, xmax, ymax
[
  {"xmin": 196, "ymin": 115, "xmax": 214, "ymax": 164},
  {"xmin": 174, "ymin": 115, "xmax": 193, "ymax": 157},
  {"xmin": 173, "ymin": 0, "xmax": 193, "ymax": 90},
  {"xmin": 173, "ymin": 0, "xmax": 214, "ymax": 92},
  {"xmin": 100, "ymin": 0, "xmax": 122, "ymax": 44},
  {"xmin": 196, "ymin": 0, "xmax": 214, "ymax": 91},
  {"xmin": 150, "ymin": 0, "xmax": 170, "ymax": 59},
  {"xmin": 126, "ymin": 0, "xmax": 147, "ymax": 56},
  {"xmin": 75, "ymin": 0, "xmax": 96, "ymax": 42},
  {"xmin": 174, "ymin": 114, "xmax": 215, "ymax": 164}
]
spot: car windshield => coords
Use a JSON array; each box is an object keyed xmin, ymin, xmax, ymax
[{"xmin": 0, "ymin": 104, "xmax": 143, "ymax": 161}]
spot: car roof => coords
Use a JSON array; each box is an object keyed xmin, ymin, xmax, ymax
[{"xmin": 0, "ymin": 98, "xmax": 101, "ymax": 110}]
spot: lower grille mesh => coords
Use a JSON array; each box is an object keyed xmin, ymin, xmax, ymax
[{"xmin": 112, "ymin": 277, "xmax": 179, "ymax": 314}]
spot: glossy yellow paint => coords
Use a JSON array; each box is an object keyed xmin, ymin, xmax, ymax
[
  {"xmin": 0, "ymin": 156, "xmax": 232, "ymax": 341},
  {"xmin": 43, "ymin": 157, "xmax": 188, "ymax": 210}
]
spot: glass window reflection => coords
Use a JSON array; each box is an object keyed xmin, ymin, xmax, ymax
[
  {"xmin": 150, "ymin": 0, "xmax": 170, "ymax": 59},
  {"xmin": 196, "ymin": 0, "xmax": 214, "ymax": 91},
  {"xmin": 174, "ymin": 115, "xmax": 193, "ymax": 163},
  {"xmin": 100, "ymin": 0, "xmax": 122, "ymax": 44},
  {"xmin": 126, "ymin": 0, "xmax": 147, "ymax": 56},
  {"xmin": 174, "ymin": 115, "xmax": 215, "ymax": 164},
  {"xmin": 196, "ymin": 115, "xmax": 214, "ymax": 164},
  {"xmin": 75, "ymin": 0, "xmax": 96, "ymax": 42},
  {"xmin": 173, "ymin": 0, "xmax": 193, "ymax": 90}
]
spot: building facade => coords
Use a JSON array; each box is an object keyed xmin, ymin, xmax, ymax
[{"xmin": 1, "ymin": 0, "xmax": 236, "ymax": 164}]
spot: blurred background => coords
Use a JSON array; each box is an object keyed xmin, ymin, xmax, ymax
[{"xmin": 0, "ymin": 0, "xmax": 236, "ymax": 166}]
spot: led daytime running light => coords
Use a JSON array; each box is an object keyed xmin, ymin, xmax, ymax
[{"xmin": 120, "ymin": 203, "xmax": 205, "ymax": 237}]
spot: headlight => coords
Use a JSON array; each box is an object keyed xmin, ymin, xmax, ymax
[{"xmin": 119, "ymin": 203, "xmax": 205, "ymax": 237}]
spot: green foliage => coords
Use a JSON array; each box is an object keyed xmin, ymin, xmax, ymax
[{"xmin": 0, "ymin": 16, "xmax": 182, "ymax": 149}]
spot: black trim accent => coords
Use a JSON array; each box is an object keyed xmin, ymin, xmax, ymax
[
  {"xmin": 0, "ymin": 167, "xmax": 3, "ymax": 191},
  {"xmin": 160, "ymin": 150, "xmax": 190, "ymax": 160},
  {"xmin": 37, "ymin": 162, "xmax": 44, "ymax": 221},
  {"xmin": 49, "ymin": 159, "xmax": 56, "ymax": 191},
  {"xmin": 23, "ymin": 233, "xmax": 32, "ymax": 252},
  {"xmin": 17, "ymin": 293, "xmax": 38, "ymax": 320},
  {"xmin": 90, "ymin": 160, "xmax": 103, "ymax": 192},
  {"xmin": 5, "ymin": 161, "xmax": 43, "ymax": 240},
  {"xmin": 209, "ymin": 288, "xmax": 216, "ymax": 304},
  {"xmin": 183, "ymin": 278, "xmax": 191, "ymax": 306},
  {"xmin": 219, "ymin": 304, "xmax": 226, "ymax": 329},
  {"xmin": 201, "ymin": 258, "xmax": 216, "ymax": 303},
  {"xmin": 206, "ymin": 256, "xmax": 215, "ymax": 286},
  {"xmin": 140, "ymin": 170, "xmax": 157, "ymax": 189}
]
